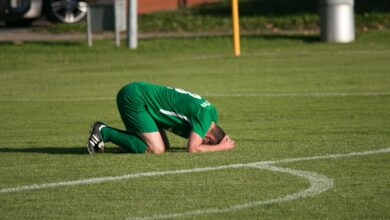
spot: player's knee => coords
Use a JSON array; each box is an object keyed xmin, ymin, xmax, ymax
[{"xmin": 148, "ymin": 145, "xmax": 165, "ymax": 154}]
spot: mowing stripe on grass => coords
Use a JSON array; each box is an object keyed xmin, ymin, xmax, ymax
[
  {"xmin": 0, "ymin": 92, "xmax": 389, "ymax": 102},
  {"xmin": 1, "ymin": 147, "xmax": 389, "ymax": 194}
]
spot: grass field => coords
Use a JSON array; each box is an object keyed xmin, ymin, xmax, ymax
[{"xmin": 0, "ymin": 30, "xmax": 390, "ymax": 219}]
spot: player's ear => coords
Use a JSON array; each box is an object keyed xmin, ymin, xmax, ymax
[
  {"xmin": 207, "ymin": 134, "xmax": 216, "ymax": 144},
  {"xmin": 202, "ymin": 135, "xmax": 214, "ymax": 145}
]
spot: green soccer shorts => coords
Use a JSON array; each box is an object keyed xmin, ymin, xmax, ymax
[{"xmin": 116, "ymin": 83, "xmax": 159, "ymax": 134}]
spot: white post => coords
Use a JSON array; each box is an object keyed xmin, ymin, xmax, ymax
[
  {"xmin": 320, "ymin": 0, "xmax": 355, "ymax": 43},
  {"xmin": 127, "ymin": 0, "xmax": 137, "ymax": 49},
  {"xmin": 86, "ymin": 4, "xmax": 92, "ymax": 47},
  {"xmin": 114, "ymin": 0, "xmax": 121, "ymax": 47}
]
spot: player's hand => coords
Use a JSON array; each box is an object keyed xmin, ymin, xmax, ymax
[{"xmin": 219, "ymin": 135, "xmax": 235, "ymax": 150}]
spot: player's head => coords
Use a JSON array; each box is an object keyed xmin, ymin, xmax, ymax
[{"xmin": 203, "ymin": 124, "xmax": 226, "ymax": 145}]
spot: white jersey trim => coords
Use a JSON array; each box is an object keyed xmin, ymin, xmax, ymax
[{"xmin": 159, "ymin": 109, "xmax": 192, "ymax": 125}]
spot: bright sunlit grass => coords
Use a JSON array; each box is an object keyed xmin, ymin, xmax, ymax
[{"xmin": 0, "ymin": 30, "xmax": 389, "ymax": 219}]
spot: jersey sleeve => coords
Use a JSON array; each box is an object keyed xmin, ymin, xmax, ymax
[{"xmin": 191, "ymin": 106, "xmax": 215, "ymax": 139}]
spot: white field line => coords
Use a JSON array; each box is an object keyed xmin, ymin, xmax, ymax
[
  {"xmin": 204, "ymin": 92, "xmax": 390, "ymax": 97},
  {"xmin": 1, "ymin": 147, "xmax": 389, "ymax": 194},
  {"xmin": 127, "ymin": 148, "xmax": 390, "ymax": 220},
  {"xmin": 128, "ymin": 164, "xmax": 334, "ymax": 220},
  {"xmin": 250, "ymin": 147, "xmax": 390, "ymax": 166},
  {"xmin": 0, "ymin": 92, "xmax": 389, "ymax": 102}
]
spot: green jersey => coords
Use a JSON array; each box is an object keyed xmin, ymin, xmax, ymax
[{"xmin": 116, "ymin": 82, "xmax": 218, "ymax": 139}]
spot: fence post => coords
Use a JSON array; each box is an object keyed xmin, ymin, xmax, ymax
[{"xmin": 127, "ymin": 0, "xmax": 138, "ymax": 49}]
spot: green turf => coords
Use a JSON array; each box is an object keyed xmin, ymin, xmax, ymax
[{"xmin": 0, "ymin": 30, "xmax": 390, "ymax": 219}]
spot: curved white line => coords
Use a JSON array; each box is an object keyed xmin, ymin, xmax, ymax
[
  {"xmin": 0, "ymin": 147, "xmax": 389, "ymax": 194},
  {"xmin": 128, "ymin": 164, "xmax": 334, "ymax": 220}
]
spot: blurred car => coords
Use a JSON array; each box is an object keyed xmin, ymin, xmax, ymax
[{"xmin": 0, "ymin": 0, "xmax": 87, "ymax": 26}]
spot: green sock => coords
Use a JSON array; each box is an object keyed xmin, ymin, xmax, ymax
[{"xmin": 100, "ymin": 127, "xmax": 147, "ymax": 153}]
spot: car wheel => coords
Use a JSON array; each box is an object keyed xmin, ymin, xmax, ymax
[{"xmin": 45, "ymin": 0, "xmax": 87, "ymax": 23}]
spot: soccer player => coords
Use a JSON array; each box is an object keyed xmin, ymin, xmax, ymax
[{"xmin": 87, "ymin": 82, "xmax": 235, "ymax": 154}]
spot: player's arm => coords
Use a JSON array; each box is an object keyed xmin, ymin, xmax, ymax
[
  {"xmin": 158, "ymin": 128, "xmax": 170, "ymax": 152},
  {"xmin": 187, "ymin": 132, "xmax": 235, "ymax": 153}
]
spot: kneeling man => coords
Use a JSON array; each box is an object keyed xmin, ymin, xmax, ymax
[{"xmin": 87, "ymin": 82, "xmax": 235, "ymax": 154}]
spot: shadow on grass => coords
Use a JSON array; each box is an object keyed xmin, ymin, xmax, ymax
[
  {"xmin": 243, "ymin": 33, "xmax": 320, "ymax": 43},
  {"xmin": 0, "ymin": 147, "xmax": 117, "ymax": 155},
  {"xmin": 140, "ymin": 32, "xmax": 321, "ymax": 43},
  {"xmin": 0, "ymin": 146, "xmax": 188, "ymax": 154},
  {"xmin": 0, "ymin": 41, "xmax": 16, "ymax": 46},
  {"xmin": 0, "ymin": 41, "xmax": 83, "ymax": 46},
  {"xmin": 168, "ymin": 147, "xmax": 187, "ymax": 153}
]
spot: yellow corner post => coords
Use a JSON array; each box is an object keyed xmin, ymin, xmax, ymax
[{"xmin": 231, "ymin": 0, "xmax": 240, "ymax": 56}]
